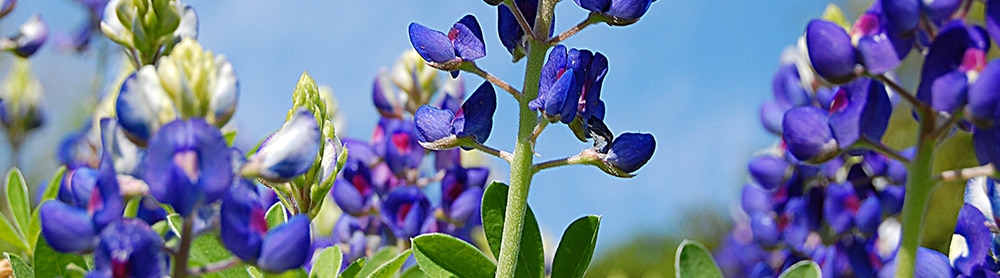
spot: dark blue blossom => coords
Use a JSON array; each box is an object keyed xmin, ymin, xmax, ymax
[
  {"xmin": 414, "ymin": 81, "xmax": 497, "ymax": 150},
  {"xmin": 916, "ymin": 21, "xmax": 988, "ymax": 113},
  {"xmin": 498, "ymin": 0, "xmax": 545, "ymax": 59},
  {"xmin": 782, "ymin": 106, "xmax": 837, "ymax": 163},
  {"xmin": 382, "ymin": 186, "xmax": 432, "ymax": 239},
  {"xmin": 332, "ymin": 161, "xmax": 374, "ymax": 216},
  {"xmin": 87, "ymin": 219, "xmax": 166, "ymax": 278},
  {"xmin": 408, "ymin": 14, "xmax": 485, "ymax": 76},
  {"xmin": 440, "ymin": 167, "xmax": 488, "ymax": 226},
  {"xmin": 143, "ymin": 118, "xmax": 232, "ymax": 217},
  {"xmin": 806, "ymin": 20, "xmax": 857, "ymax": 83},
  {"xmin": 747, "ymin": 155, "xmax": 791, "ymax": 190},
  {"xmin": 575, "ymin": 0, "xmax": 655, "ymax": 25},
  {"xmin": 220, "ymin": 180, "xmax": 312, "ymax": 272},
  {"xmin": 604, "ymin": 132, "xmax": 655, "ymax": 174},
  {"xmin": 531, "ymin": 45, "xmax": 608, "ymax": 125},
  {"xmin": 40, "ymin": 154, "xmax": 123, "ymax": 253}
]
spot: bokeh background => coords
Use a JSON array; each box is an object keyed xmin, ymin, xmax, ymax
[{"xmin": 3, "ymin": 0, "xmax": 859, "ymax": 276}]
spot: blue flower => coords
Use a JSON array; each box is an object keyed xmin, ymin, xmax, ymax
[
  {"xmin": 87, "ymin": 219, "xmax": 166, "ymax": 278},
  {"xmin": 414, "ymin": 81, "xmax": 497, "ymax": 150},
  {"xmin": 143, "ymin": 118, "xmax": 232, "ymax": 217},
  {"xmin": 782, "ymin": 106, "xmax": 838, "ymax": 163},
  {"xmin": 916, "ymin": 21, "xmax": 988, "ymax": 113},
  {"xmin": 747, "ymin": 155, "xmax": 791, "ymax": 191},
  {"xmin": 2, "ymin": 14, "xmax": 47, "ymax": 58},
  {"xmin": 498, "ymin": 0, "xmax": 545, "ymax": 60},
  {"xmin": 575, "ymin": 0, "xmax": 655, "ymax": 25},
  {"xmin": 601, "ymin": 132, "xmax": 655, "ymax": 175},
  {"xmin": 531, "ymin": 45, "xmax": 608, "ymax": 125},
  {"xmin": 332, "ymin": 161, "xmax": 374, "ymax": 216},
  {"xmin": 242, "ymin": 108, "xmax": 320, "ymax": 183},
  {"xmin": 40, "ymin": 154, "xmax": 123, "ymax": 253},
  {"xmin": 805, "ymin": 20, "xmax": 857, "ymax": 83},
  {"xmin": 441, "ymin": 167, "xmax": 488, "ymax": 226},
  {"xmin": 220, "ymin": 181, "xmax": 312, "ymax": 272},
  {"xmin": 382, "ymin": 186, "xmax": 432, "ymax": 239},
  {"xmin": 408, "ymin": 14, "xmax": 485, "ymax": 76}
]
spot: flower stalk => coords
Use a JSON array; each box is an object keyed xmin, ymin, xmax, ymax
[{"xmin": 895, "ymin": 107, "xmax": 936, "ymax": 278}]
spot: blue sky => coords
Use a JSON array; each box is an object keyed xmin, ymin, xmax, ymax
[{"xmin": 8, "ymin": 0, "xmax": 846, "ymax": 253}]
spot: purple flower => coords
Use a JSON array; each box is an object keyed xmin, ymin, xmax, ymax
[
  {"xmin": 531, "ymin": 45, "xmax": 609, "ymax": 125},
  {"xmin": 332, "ymin": 161, "xmax": 374, "ymax": 216},
  {"xmin": 953, "ymin": 204, "xmax": 995, "ymax": 276},
  {"xmin": 966, "ymin": 60, "xmax": 1000, "ymax": 125},
  {"xmin": 916, "ymin": 21, "xmax": 988, "ymax": 113},
  {"xmin": 2, "ymin": 14, "xmax": 47, "ymax": 58},
  {"xmin": 603, "ymin": 132, "xmax": 655, "ymax": 174},
  {"xmin": 0, "ymin": 0, "xmax": 14, "ymax": 19},
  {"xmin": 441, "ymin": 167, "xmax": 488, "ymax": 225},
  {"xmin": 408, "ymin": 14, "xmax": 485, "ymax": 76},
  {"xmin": 220, "ymin": 181, "xmax": 312, "ymax": 272},
  {"xmin": 782, "ymin": 106, "xmax": 838, "ymax": 163},
  {"xmin": 827, "ymin": 78, "xmax": 892, "ymax": 149},
  {"xmin": 382, "ymin": 186, "xmax": 432, "ymax": 239},
  {"xmin": 87, "ymin": 219, "xmax": 166, "ymax": 278},
  {"xmin": 498, "ymin": 0, "xmax": 545, "ymax": 60},
  {"xmin": 747, "ymin": 155, "xmax": 791, "ymax": 191},
  {"xmin": 40, "ymin": 154, "xmax": 123, "ymax": 253},
  {"xmin": 242, "ymin": 108, "xmax": 320, "ymax": 183},
  {"xmin": 378, "ymin": 118, "xmax": 424, "ymax": 178},
  {"xmin": 575, "ymin": 0, "xmax": 654, "ymax": 25},
  {"xmin": 414, "ymin": 81, "xmax": 497, "ymax": 150},
  {"xmin": 143, "ymin": 118, "xmax": 232, "ymax": 217},
  {"xmin": 805, "ymin": 20, "xmax": 857, "ymax": 83},
  {"xmin": 878, "ymin": 247, "xmax": 954, "ymax": 277}
]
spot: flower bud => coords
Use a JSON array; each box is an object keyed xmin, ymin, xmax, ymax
[
  {"xmin": 805, "ymin": 20, "xmax": 857, "ymax": 84},
  {"xmin": 604, "ymin": 132, "xmax": 655, "ymax": 174},
  {"xmin": 243, "ymin": 109, "xmax": 320, "ymax": 183},
  {"xmin": 2, "ymin": 14, "xmax": 47, "ymax": 58},
  {"xmin": 747, "ymin": 156, "xmax": 791, "ymax": 191},
  {"xmin": 577, "ymin": 0, "xmax": 654, "ymax": 26},
  {"xmin": 782, "ymin": 106, "xmax": 838, "ymax": 163}
]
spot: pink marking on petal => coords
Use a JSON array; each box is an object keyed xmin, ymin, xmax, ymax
[
  {"xmin": 397, "ymin": 203, "xmax": 413, "ymax": 224},
  {"xmin": 850, "ymin": 13, "xmax": 880, "ymax": 40},
  {"xmin": 173, "ymin": 150, "xmax": 201, "ymax": 184},
  {"xmin": 959, "ymin": 48, "xmax": 986, "ymax": 73},
  {"xmin": 112, "ymin": 253, "xmax": 130, "ymax": 278},
  {"xmin": 391, "ymin": 133, "xmax": 412, "ymax": 154},
  {"xmin": 250, "ymin": 207, "xmax": 269, "ymax": 235},
  {"xmin": 88, "ymin": 188, "xmax": 104, "ymax": 214},
  {"xmin": 844, "ymin": 195, "xmax": 861, "ymax": 214},
  {"xmin": 448, "ymin": 28, "xmax": 459, "ymax": 43},
  {"xmin": 829, "ymin": 88, "xmax": 849, "ymax": 113}
]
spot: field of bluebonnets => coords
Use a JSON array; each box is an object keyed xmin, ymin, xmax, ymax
[{"xmin": 6, "ymin": 0, "xmax": 1000, "ymax": 277}]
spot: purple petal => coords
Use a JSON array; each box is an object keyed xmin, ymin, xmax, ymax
[
  {"xmin": 988, "ymin": 0, "xmax": 1000, "ymax": 46},
  {"xmin": 924, "ymin": 0, "xmax": 962, "ymax": 24},
  {"xmin": 824, "ymin": 183, "xmax": 857, "ymax": 234},
  {"xmin": 931, "ymin": 70, "xmax": 969, "ymax": 113},
  {"xmin": 382, "ymin": 186, "xmax": 432, "ymax": 239},
  {"xmin": 882, "ymin": 0, "xmax": 920, "ymax": 32},
  {"xmin": 749, "ymin": 212, "xmax": 780, "ymax": 247},
  {"xmin": 741, "ymin": 183, "xmax": 773, "ymax": 214},
  {"xmin": 414, "ymin": 105, "xmax": 456, "ymax": 144},
  {"xmin": 606, "ymin": 132, "xmax": 655, "ymax": 173},
  {"xmin": 606, "ymin": 0, "xmax": 653, "ymax": 20},
  {"xmin": 760, "ymin": 101, "xmax": 786, "ymax": 134},
  {"xmin": 497, "ymin": 5, "xmax": 521, "ymax": 56},
  {"xmin": 454, "ymin": 82, "xmax": 497, "ymax": 144},
  {"xmin": 144, "ymin": 119, "xmax": 232, "ymax": 217},
  {"xmin": 782, "ymin": 106, "xmax": 838, "ymax": 162},
  {"xmin": 806, "ymin": 20, "xmax": 857, "ymax": 83},
  {"xmin": 967, "ymin": 60, "xmax": 1000, "ymax": 123},
  {"xmin": 448, "ymin": 186, "xmax": 483, "ymax": 225},
  {"xmin": 91, "ymin": 219, "xmax": 167, "ymax": 278},
  {"xmin": 40, "ymin": 201, "xmax": 96, "ymax": 253},
  {"xmin": 855, "ymin": 197, "xmax": 881, "ymax": 234},
  {"xmin": 772, "ymin": 64, "xmax": 810, "ymax": 107},
  {"xmin": 220, "ymin": 180, "xmax": 265, "ymax": 263},
  {"xmin": 244, "ymin": 109, "xmax": 320, "ymax": 183},
  {"xmin": 408, "ymin": 22, "xmax": 455, "ymax": 63},
  {"xmin": 451, "ymin": 17, "xmax": 486, "ymax": 61},
  {"xmin": 257, "ymin": 215, "xmax": 312, "ymax": 272},
  {"xmin": 747, "ymin": 156, "xmax": 790, "ymax": 190},
  {"xmin": 954, "ymin": 204, "xmax": 992, "ymax": 275},
  {"xmin": 8, "ymin": 14, "xmax": 47, "ymax": 58},
  {"xmin": 857, "ymin": 33, "xmax": 902, "ymax": 74},
  {"xmin": 332, "ymin": 178, "xmax": 369, "ymax": 216},
  {"xmin": 879, "ymin": 247, "xmax": 954, "ymax": 277}
]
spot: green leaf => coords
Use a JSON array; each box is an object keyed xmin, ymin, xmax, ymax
[
  {"xmin": 7, "ymin": 168, "xmax": 31, "ymax": 235},
  {"xmin": 551, "ymin": 215, "xmax": 601, "ymax": 278},
  {"xmin": 266, "ymin": 202, "xmax": 288, "ymax": 228},
  {"xmin": 33, "ymin": 236, "xmax": 87, "ymax": 278},
  {"xmin": 674, "ymin": 240, "xmax": 723, "ymax": 278},
  {"xmin": 0, "ymin": 208, "xmax": 27, "ymax": 251},
  {"xmin": 40, "ymin": 167, "xmax": 66, "ymax": 203},
  {"xmin": 399, "ymin": 266, "xmax": 425, "ymax": 278},
  {"xmin": 28, "ymin": 167, "xmax": 67, "ymax": 251},
  {"xmin": 411, "ymin": 233, "xmax": 495, "ymax": 278},
  {"xmin": 5, "ymin": 253, "xmax": 34, "ymax": 278},
  {"xmin": 358, "ymin": 246, "xmax": 399, "ymax": 278},
  {"xmin": 309, "ymin": 245, "xmax": 342, "ymax": 278},
  {"xmin": 224, "ymin": 130, "xmax": 238, "ymax": 147},
  {"xmin": 367, "ymin": 249, "xmax": 412, "ymax": 278},
  {"xmin": 262, "ymin": 268, "xmax": 308, "ymax": 278},
  {"xmin": 341, "ymin": 258, "xmax": 366, "ymax": 278},
  {"xmin": 188, "ymin": 234, "xmax": 244, "ymax": 278},
  {"xmin": 778, "ymin": 260, "xmax": 821, "ymax": 278},
  {"xmin": 481, "ymin": 182, "xmax": 544, "ymax": 278},
  {"xmin": 166, "ymin": 213, "xmax": 184, "ymax": 239}
]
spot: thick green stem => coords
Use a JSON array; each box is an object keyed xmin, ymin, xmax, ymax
[
  {"xmin": 495, "ymin": 2, "xmax": 555, "ymax": 276},
  {"xmin": 895, "ymin": 111, "xmax": 936, "ymax": 278}
]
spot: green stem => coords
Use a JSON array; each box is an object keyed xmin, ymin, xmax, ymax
[
  {"xmin": 172, "ymin": 215, "xmax": 195, "ymax": 278},
  {"xmin": 895, "ymin": 110, "xmax": 936, "ymax": 278},
  {"xmin": 495, "ymin": 2, "xmax": 555, "ymax": 276}
]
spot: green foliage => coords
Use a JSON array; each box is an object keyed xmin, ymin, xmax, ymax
[
  {"xmin": 368, "ymin": 249, "xmax": 413, "ymax": 278},
  {"xmin": 778, "ymin": 260, "xmax": 821, "ymax": 278},
  {"xmin": 5, "ymin": 253, "xmax": 33, "ymax": 278},
  {"xmin": 309, "ymin": 245, "xmax": 342, "ymax": 278},
  {"xmin": 481, "ymin": 182, "xmax": 544, "ymax": 278},
  {"xmin": 674, "ymin": 240, "xmax": 722, "ymax": 278},
  {"xmin": 1, "ymin": 169, "xmax": 29, "ymax": 253},
  {"xmin": 551, "ymin": 215, "xmax": 600, "ymax": 278},
  {"xmin": 266, "ymin": 202, "xmax": 288, "ymax": 228},
  {"xmin": 340, "ymin": 258, "xmax": 366, "ymax": 278},
  {"xmin": 32, "ymin": 236, "xmax": 86, "ymax": 278},
  {"xmin": 411, "ymin": 233, "xmax": 496, "ymax": 278},
  {"xmin": 188, "ymin": 234, "xmax": 244, "ymax": 277},
  {"xmin": 357, "ymin": 247, "xmax": 399, "ymax": 278}
]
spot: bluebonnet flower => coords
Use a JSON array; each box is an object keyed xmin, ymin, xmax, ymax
[
  {"xmin": 382, "ymin": 186, "xmax": 432, "ymax": 240},
  {"xmin": 332, "ymin": 161, "xmax": 375, "ymax": 216},
  {"xmin": 916, "ymin": 21, "xmax": 988, "ymax": 114},
  {"xmin": 530, "ymin": 45, "xmax": 608, "ymax": 125},
  {"xmin": 747, "ymin": 155, "xmax": 792, "ymax": 190},
  {"xmin": 242, "ymin": 108, "xmax": 320, "ymax": 183},
  {"xmin": 575, "ymin": 0, "xmax": 655, "ymax": 25},
  {"xmin": 143, "ymin": 118, "xmax": 232, "ymax": 217},
  {"xmin": 883, "ymin": 0, "xmax": 963, "ymax": 35},
  {"xmin": 87, "ymin": 219, "xmax": 167, "ymax": 278},
  {"xmin": 40, "ymin": 154, "xmax": 123, "ymax": 253},
  {"xmin": 805, "ymin": 6, "xmax": 911, "ymax": 83},
  {"xmin": 221, "ymin": 180, "xmax": 312, "ymax": 272},
  {"xmin": 414, "ymin": 81, "xmax": 497, "ymax": 150},
  {"xmin": 602, "ymin": 132, "xmax": 655, "ymax": 174},
  {"xmin": 408, "ymin": 15, "xmax": 485, "ymax": 76},
  {"xmin": 2, "ymin": 14, "xmax": 47, "ymax": 58}
]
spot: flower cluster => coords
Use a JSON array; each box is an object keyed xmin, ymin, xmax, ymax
[
  {"xmin": 715, "ymin": 1, "xmax": 1000, "ymax": 276},
  {"xmin": 0, "ymin": 0, "xmax": 48, "ymax": 166}
]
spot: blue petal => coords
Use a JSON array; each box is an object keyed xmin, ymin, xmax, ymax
[
  {"xmin": 452, "ymin": 15, "xmax": 485, "ymax": 61},
  {"xmin": 829, "ymin": 78, "xmax": 892, "ymax": 148},
  {"xmin": 606, "ymin": 132, "xmax": 655, "ymax": 173},
  {"xmin": 747, "ymin": 156, "xmax": 790, "ymax": 190},
  {"xmin": 772, "ymin": 64, "xmax": 810, "ymax": 107},
  {"xmin": 542, "ymin": 68, "xmax": 574, "ymax": 120},
  {"xmin": 741, "ymin": 183, "xmax": 773, "ymax": 214},
  {"xmin": 854, "ymin": 197, "xmax": 881, "ymax": 234},
  {"xmin": 924, "ymin": 0, "xmax": 962, "ymax": 24},
  {"xmin": 455, "ymin": 82, "xmax": 497, "ymax": 144},
  {"xmin": 408, "ymin": 22, "xmax": 455, "ymax": 63},
  {"xmin": 144, "ymin": 119, "xmax": 232, "ymax": 217},
  {"xmin": 581, "ymin": 52, "xmax": 608, "ymax": 121},
  {"xmin": 967, "ymin": 60, "xmax": 1000, "ymax": 123},
  {"xmin": 857, "ymin": 33, "xmax": 902, "ymax": 74},
  {"xmin": 39, "ymin": 201, "xmax": 96, "ymax": 253},
  {"xmin": 68, "ymin": 167, "xmax": 98, "ymax": 208},
  {"xmin": 606, "ymin": 0, "xmax": 653, "ymax": 20},
  {"xmin": 749, "ymin": 212, "xmax": 779, "ymax": 248},
  {"xmin": 372, "ymin": 73, "xmax": 398, "ymax": 118},
  {"xmin": 782, "ymin": 106, "xmax": 838, "ymax": 162},
  {"xmin": 806, "ymin": 20, "xmax": 857, "ymax": 83},
  {"xmin": 257, "ymin": 215, "xmax": 312, "ymax": 272},
  {"xmin": 90, "ymin": 154, "xmax": 123, "ymax": 231},
  {"xmin": 220, "ymin": 181, "xmax": 265, "ymax": 263},
  {"xmin": 448, "ymin": 186, "xmax": 483, "ymax": 225},
  {"xmin": 575, "ymin": 0, "xmax": 610, "ymax": 13},
  {"xmin": 8, "ymin": 14, "xmax": 47, "ymax": 58},
  {"xmin": 414, "ymin": 105, "xmax": 456, "ymax": 143},
  {"xmin": 878, "ymin": 248, "xmax": 954, "ymax": 277},
  {"xmin": 917, "ymin": 22, "xmax": 974, "ymax": 108},
  {"xmin": 759, "ymin": 101, "xmax": 786, "ymax": 134},
  {"xmin": 92, "ymin": 219, "xmax": 167, "ymax": 278},
  {"xmin": 535, "ymin": 45, "xmax": 569, "ymax": 110},
  {"xmin": 954, "ymin": 204, "xmax": 992, "ymax": 275},
  {"xmin": 382, "ymin": 186, "xmax": 432, "ymax": 239},
  {"xmin": 332, "ymin": 178, "xmax": 368, "ymax": 216},
  {"xmin": 497, "ymin": 5, "xmax": 521, "ymax": 55},
  {"xmin": 824, "ymin": 183, "xmax": 857, "ymax": 234},
  {"xmin": 988, "ymin": 0, "xmax": 1000, "ymax": 46},
  {"xmin": 930, "ymin": 70, "xmax": 968, "ymax": 113},
  {"xmin": 882, "ymin": 0, "xmax": 920, "ymax": 32},
  {"xmin": 245, "ymin": 109, "xmax": 320, "ymax": 183}
]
